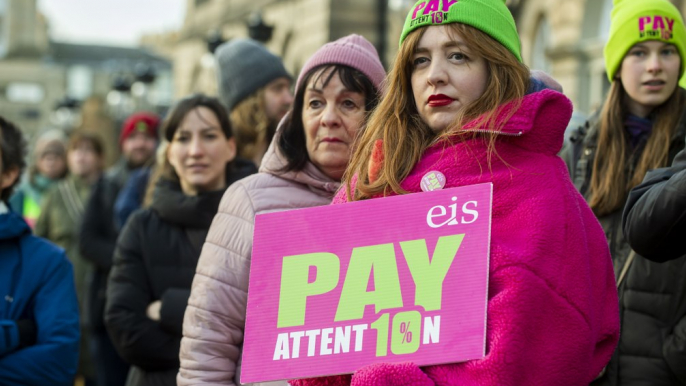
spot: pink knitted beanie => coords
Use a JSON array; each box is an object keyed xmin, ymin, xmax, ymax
[{"xmin": 295, "ymin": 34, "xmax": 386, "ymax": 94}]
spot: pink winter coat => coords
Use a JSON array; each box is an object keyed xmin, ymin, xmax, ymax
[
  {"xmin": 177, "ymin": 128, "xmax": 340, "ymax": 386},
  {"xmin": 293, "ymin": 89, "xmax": 619, "ymax": 386}
]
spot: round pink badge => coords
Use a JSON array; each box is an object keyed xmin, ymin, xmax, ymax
[{"xmin": 420, "ymin": 171, "xmax": 446, "ymax": 192}]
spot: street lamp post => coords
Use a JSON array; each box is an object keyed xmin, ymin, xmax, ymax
[
  {"xmin": 247, "ymin": 12, "xmax": 274, "ymax": 43},
  {"xmin": 51, "ymin": 96, "xmax": 81, "ymax": 132},
  {"xmin": 107, "ymin": 75, "xmax": 134, "ymax": 127},
  {"xmin": 132, "ymin": 63, "xmax": 157, "ymax": 112},
  {"xmin": 201, "ymin": 30, "xmax": 225, "ymax": 69},
  {"xmin": 207, "ymin": 30, "xmax": 225, "ymax": 54}
]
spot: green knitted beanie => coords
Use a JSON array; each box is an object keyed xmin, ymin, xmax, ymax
[
  {"xmin": 604, "ymin": 0, "xmax": 686, "ymax": 81},
  {"xmin": 399, "ymin": 0, "xmax": 522, "ymax": 62}
]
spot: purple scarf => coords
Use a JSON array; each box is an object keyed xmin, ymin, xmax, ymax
[{"xmin": 625, "ymin": 114, "xmax": 653, "ymax": 148}]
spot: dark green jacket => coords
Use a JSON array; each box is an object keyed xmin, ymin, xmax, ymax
[
  {"xmin": 35, "ymin": 175, "xmax": 94, "ymax": 306},
  {"xmin": 34, "ymin": 174, "xmax": 96, "ymax": 378}
]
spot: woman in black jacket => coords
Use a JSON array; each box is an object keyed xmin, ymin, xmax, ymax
[
  {"xmin": 104, "ymin": 94, "xmax": 257, "ymax": 386},
  {"xmin": 620, "ymin": 147, "xmax": 686, "ymax": 384}
]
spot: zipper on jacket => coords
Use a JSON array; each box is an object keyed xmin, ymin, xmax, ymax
[{"xmin": 461, "ymin": 129, "xmax": 523, "ymax": 137}]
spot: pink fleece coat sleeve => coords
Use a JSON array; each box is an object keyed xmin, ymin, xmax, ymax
[
  {"xmin": 340, "ymin": 262, "xmax": 616, "ymax": 386},
  {"xmin": 421, "ymin": 264, "xmax": 615, "ymax": 386}
]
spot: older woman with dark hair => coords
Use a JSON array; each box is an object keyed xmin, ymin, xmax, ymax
[
  {"xmin": 104, "ymin": 94, "xmax": 257, "ymax": 386},
  {"xmin": 178, "ymin": 34, "xmax": 386, "ymax": 386}
]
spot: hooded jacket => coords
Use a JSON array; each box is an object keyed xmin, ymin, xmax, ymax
[
  {"xmin": 178, "ymin": 122, "xmax": 340, "ymax": 386},
  {"xmin": 105, "ymin": 160, "xmax": 256, "ymax": 386},
  {"xmin": 8, "ymin": 174, "xmax": 59, "ymax": 228},
  {"xmin": 0, "ymin": 207, "xmax": 80, "ymax": 385},
  {"xmin": 296, "ymin": 89, "xmax": 620, "ymax": 386}
]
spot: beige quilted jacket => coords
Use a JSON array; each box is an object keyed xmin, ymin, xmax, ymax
[{"xmin": 177, "ymin": 135, "xmax": 340, "ymax": 386}]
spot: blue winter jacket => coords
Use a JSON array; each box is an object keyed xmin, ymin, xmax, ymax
[
  {"xmin": 114, "ymin": 167, "xmax": 151, "ymax": 231},
  {"xmin": 0, "ymin": 209, "xmax": 80, "ymax": 385}
]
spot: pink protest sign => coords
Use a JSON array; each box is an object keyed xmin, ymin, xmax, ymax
[{"xmin": 242, "ymin": 183, "xmax": 492, "ymax": 383}]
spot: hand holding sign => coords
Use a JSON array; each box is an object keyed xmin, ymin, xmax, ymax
[{"xmin": 242, "ymin": 183, "xmax": 492, "ymax": 383}]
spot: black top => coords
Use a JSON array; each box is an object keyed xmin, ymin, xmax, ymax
[
  {"xmin": 623, "ymin": 147, "xmax": 686, "ymax": 262},
  {"xmin": 616, "ymin": 147, "xmax": 686, "ymax": 385}
]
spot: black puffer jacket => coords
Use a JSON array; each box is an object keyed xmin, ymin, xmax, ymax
[
  {"xmin": 619, "ymin": 147, "xmax": 686, "ymax": 385},
  {"xmin": 104, "ymin": 159, "xmax": 256, "ymax": 386},
  {"xmin": 561, "ymin": 100, "xmax": 686, "ymax": 385}
]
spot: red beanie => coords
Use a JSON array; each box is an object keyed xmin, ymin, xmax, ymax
[{"xmin": 119, "ymin": 112, "xmax": 160, "ymax": 145}]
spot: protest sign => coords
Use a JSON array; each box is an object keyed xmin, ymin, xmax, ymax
[{"xmin": 241, "ymin": 182, "xmax": 492, "ymax": 383}]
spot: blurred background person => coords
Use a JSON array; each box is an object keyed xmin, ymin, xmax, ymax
[
  {"xmin": 113, "ymin": 142, "xmax": 167, "ymax": 231},
  {"xmin": 178, "ymin": 34, "xmax": 386, "ymax": 386},
  {"xmin": 562, "ymin": 0, "xmax": 686, "ymax": 384},
  {"xmin": 105, "ymin": 94, "xmax": 256, "ymax": 386},
  {"xmin": 34, "ymin": 131, "xmax": 105, "ymax": 386},
  {"xmin": 79, "ymin": 112, "xmax": 159, "ymax": 386},
  {"xmin": 216, "ymin": 38, "xmax": 293, "ymax": 166},
  {"xmin": 0, "ymin": 116, "xmax": 80, "ymax": 386},
  {"xmin": 9, "ymin": 129, "xmax": 68, "ymax": 227}
]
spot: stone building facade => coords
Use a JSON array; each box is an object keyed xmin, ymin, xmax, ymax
[
  {"xmin": 166, "ymin": 0, "xmax": 406, "ymax": 98},
  {"xmin": 167, "ymin": 0, "xmax": 686, "ymax": 118},
  {"xmin": 0, "ymin": 0, "xmax": 171, "ymax": 157}
]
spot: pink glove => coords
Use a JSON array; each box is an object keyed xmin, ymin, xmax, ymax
[
  {"xmin": 289, "ymin": 375, "xmax": 351, "ymax": 386},
  {"xmin": 351, "ymin": 362, "xmax": 435, "ymax": 386}
]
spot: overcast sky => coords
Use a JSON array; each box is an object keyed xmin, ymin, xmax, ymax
[{"xmin": 37, "ymin": 0, "xmax": 186, "ymax": 46}]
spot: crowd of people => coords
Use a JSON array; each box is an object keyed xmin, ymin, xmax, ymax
[{"xmin": 0, "ymin": 0, "xmax": 685, "ymax": 385}]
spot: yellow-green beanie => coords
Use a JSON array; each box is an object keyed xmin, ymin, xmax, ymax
[
  {"xmin": 604, "ymin": 0, "xmax": 686, "ymax": 81},
  {"xmin": 399, "ymin": 0, "xmax": 522, "ymax": 62}
]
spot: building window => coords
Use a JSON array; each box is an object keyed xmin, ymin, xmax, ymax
[
  {"xmin": 388, "ymin": 0, "xmax": 415, "ymax": 11},
  {"xmin": 599, "ymin": 0, "xmax": 612, "ymax": 42},
  {"xmin": 581, "ymin": 0, "xmax": 613, "ymax": 42},
  {"xmin": 6, "ymin": 82, "xmax": 45, "ymax": 104},
  {"xmin": 148, "ymin": 70, "xmax": 174, "ymax": 107},
  {"xmin": 532, "ymin": 17, "xmax": 551, "ymax": 73},
  {"xmin": 67, "ymin": 65, "xmax": 94, "ymax": 100}
]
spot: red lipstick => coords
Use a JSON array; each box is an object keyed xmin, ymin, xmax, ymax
[{"xmin": 427, "ymin": 94, "xmax": 454, "ymax": 107}]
